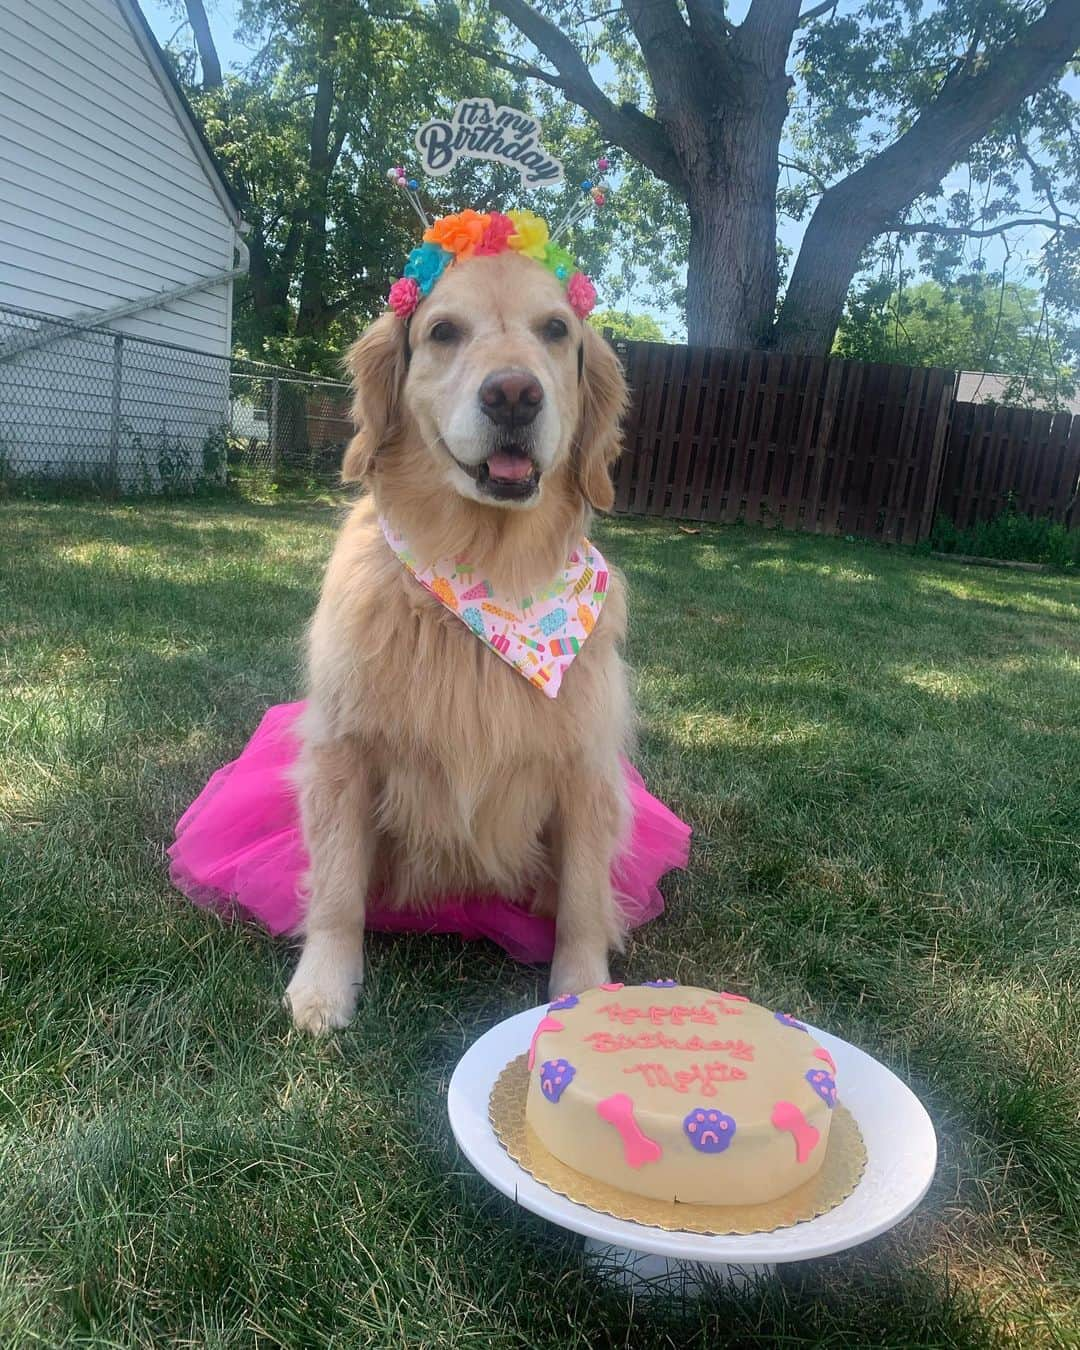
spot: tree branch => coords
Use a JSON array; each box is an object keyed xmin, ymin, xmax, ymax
[
  {"xmin": 183, "ymin": 0, "xmax": 222, "ymax": 90},
  {"xmin": 1014, "ymin": 132, "xmax": 1064, "ymax": 223},
  {"xmin": 779, "ymin": 154, "xmax": 827, "ymax": 192},
  {"xmin": 739, "ymin": 0, "xmax": 802, "ymax": 70},
  {"xmin": 444, "ymin": 31, "xmax": 569, "ymax": 92},
  {"xmin": 487, "ymin": 0, "xmax": 685, "ymax": 187},
  {"xmin": 683, "ymin": 0, "xmax": 733, "ymax": 53},
  {"xmin": 797, "ymin": 0, "xmax": 838, "ymax": 26},
  {"xmin": 776, "ymin": 0, "xmax": 1080, "ymax": 351},
  {"xmin": 853, "ymin": 0, "xmax": 1080, "ymax": 214},
  {"xmin": 894, "ymin": 217, "xmax": 1078, "ymax": 240},
  {"xmin": 620, "ymin": 0, "xmax": 697, "ymax": 114}
]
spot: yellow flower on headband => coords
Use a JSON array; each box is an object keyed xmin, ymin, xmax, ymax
[
  {"xmin": 423, "ymin": 209, "xmax": 491, "ymax": 258},
  {"xmin": 506, "ymin": 209, "xmax": 550, "ymax": 260}
]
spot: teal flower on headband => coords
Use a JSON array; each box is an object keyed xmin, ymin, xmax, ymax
[
  {"xmin": 404, "ymin": 242, "xmax": 452, "ymax": 295},
  {"xmin": 542, "ymin": 241, "xmax": 576, "ymax": 282}
]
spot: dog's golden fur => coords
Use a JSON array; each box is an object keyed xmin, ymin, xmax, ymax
[{"xmin": 286, "ymin": 252, "xmax": 632, "ymax": 1033}]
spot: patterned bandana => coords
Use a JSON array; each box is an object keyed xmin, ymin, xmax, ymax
[{"xmin": 380, "ymin": 517, "xmax": 609, "ymax": 698}]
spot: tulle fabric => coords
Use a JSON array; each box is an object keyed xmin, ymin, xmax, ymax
[{"xmin": 168, "ymin": 701, "xmax": 690, "ymax": 963}]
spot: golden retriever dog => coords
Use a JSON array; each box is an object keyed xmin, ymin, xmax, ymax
[{"xmin": 285, "ymin": 249, "xmax": 631, "ymax": 1034}]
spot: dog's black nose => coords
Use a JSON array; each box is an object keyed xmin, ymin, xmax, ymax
[{"xmin": 478, "ymin": 368, "xmax": 544, "ymax": 428}]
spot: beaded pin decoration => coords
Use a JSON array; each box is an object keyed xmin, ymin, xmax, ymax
[{"xmin": 385, "ymin": 156, "xmax": 611, "ymax": 322}]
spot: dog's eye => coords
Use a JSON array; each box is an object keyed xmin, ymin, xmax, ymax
[
  {"xmin": 429, "ymin": 320, "xmax": 460, "ymax": 344},
  {"xmin": 542, "ymin": 317, "xmax": 569, "ymax": 342}
]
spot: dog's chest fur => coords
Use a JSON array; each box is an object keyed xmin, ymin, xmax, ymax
[{"xmin": 303, "ymin": 509, "xmax": 630, "ymax": 909}]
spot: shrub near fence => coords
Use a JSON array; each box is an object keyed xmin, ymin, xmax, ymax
[{"xmin": 609, "ymin": 337, "xmax": 1079, "ymax": 543}]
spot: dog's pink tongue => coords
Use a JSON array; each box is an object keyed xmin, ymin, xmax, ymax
[{"xmin": 487, "ymin": 451, "xmax": 533, "ymax": 482}]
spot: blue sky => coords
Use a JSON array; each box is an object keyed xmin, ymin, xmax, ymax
[{"xmin": 143, "ymin": 0, "xmax": 1068, "ymax": 339}]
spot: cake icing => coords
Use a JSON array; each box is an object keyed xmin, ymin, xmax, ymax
[{"xmin": 524, "ymin": 983, "xmax": 837, "ymax": 1205}]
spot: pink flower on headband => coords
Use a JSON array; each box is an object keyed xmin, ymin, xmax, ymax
[
  {"xmin": 474, "ymin": 211, "xmax": 515, "ymax": 256},
  {"xmin": 388, "ymin": 275, "xmax": 421, "ymax": 318},
  {"xmin": 566, "ymin": 272, "xmax": 597, "ymax": 318}
]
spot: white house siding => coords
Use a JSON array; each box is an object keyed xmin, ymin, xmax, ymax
[{"xmin": 0, "ymin": 0, "xmax": 242, "ymax": 483}]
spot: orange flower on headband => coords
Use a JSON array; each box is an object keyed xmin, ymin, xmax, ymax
[
  {"xmin": 423, "ymin": 209, "xmax": 490, "ymax": 258},
  {"xmin": 506, "ymin": 209, "xmax": 549, "ymax": 260}
]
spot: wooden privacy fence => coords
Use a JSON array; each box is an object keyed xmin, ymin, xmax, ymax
[
  {"xmin": 609, "ymin": 339, "xmax": 1079, "ymax": 542},
  {"xmin": 936, "ymin": 401, "xmax": 1080, "ymax": 528}
]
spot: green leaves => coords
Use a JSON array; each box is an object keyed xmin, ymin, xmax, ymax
[
  {"xmin": 834, "ymin": 276, "xmax": 1077, "ymax": 404},
  {"xmin": 166, "ymin": 0, "xmax": 534, "ymax": 369}
]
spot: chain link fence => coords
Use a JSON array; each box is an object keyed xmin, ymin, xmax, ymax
[{"xmin": 0, "ymin": 301, "xmax": 353, "ymax": 493}]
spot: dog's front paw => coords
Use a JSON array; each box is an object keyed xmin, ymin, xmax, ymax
[
  {"xmin": 548, "ymin": 948, "xmax": 611, "ymax": 1000},
  {"xmin": 284, "ymin": 937, "xmax": 363, "ymax": 1034}
]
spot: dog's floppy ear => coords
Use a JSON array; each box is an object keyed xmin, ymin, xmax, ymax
[
  {"xmin": 574, "ymin": 324, "xmax": 628, "ymax": 511},
  {"xmin": 341, "ymin": 312, "xmax": 407, "ymax": 482}
]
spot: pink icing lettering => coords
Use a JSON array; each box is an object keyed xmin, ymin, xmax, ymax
[
  {"xmin": 583, "ymin": 1030, "xmax": 756, "ymax": 1059},
  {"xmin": 599, "ymin": 982, "xmax": 624, "ymax": 991},
  {"xmin": 597, "ymin": 1001, "xmax": 736, "ymax": 1027},
  {"xmin": 771, "ymin": 1100, "xmax": 820, "ymax": 1163},
  {"xmin": 813, "ymin": 1047, "xmax": 837, "ymax": 1073},
  {"xmin": 596, "ymin": 1093, "xmax": 663, "ymax": 1168},
  {"xmin": 623, "ymin": 1060, "xmax": 748, "ymax": 1093},
  {"xmin": 527, "ymin": 1015, "xmax": 564, "ymax": 1070}
]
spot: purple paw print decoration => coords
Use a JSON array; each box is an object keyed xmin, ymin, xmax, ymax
[
  {"xmin": 805, "ymin": 1068, "xmax": 837, "ymax": 1108},
  {"xmin": 540, "ymin": 1059, "xmax": 575, "ymax": 1103},
  {"xmin": 774, "ymin": 1011, "xmax": 808, "ymax": 1032},
  {"xmin": 644, "ymin": 979, "xmax": 678, "ymax": 988},
  {"xmin": 682, "ymin": 1107, "xmax": 736, "ymax": 1153},
  {"xmin": 548, "ymin": 993, "xmax": 579, "ymax": 1012}
]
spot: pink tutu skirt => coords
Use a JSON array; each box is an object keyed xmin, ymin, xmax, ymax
[{"xmin": 168, "ymin": 701, "xmax": 691, "ymax": 963}]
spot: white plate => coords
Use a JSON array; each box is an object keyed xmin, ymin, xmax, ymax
[{"xmin": 447, "ymin": 1004, "xmax": 936, "ymax": 1266}]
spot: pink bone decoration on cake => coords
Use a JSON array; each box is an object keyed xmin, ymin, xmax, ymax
[
  {"xmin": 813, "ymin": 1047, "xmax": 837, "ymax": 1072},
  {"xmin": 527, "ymin": 1015, "xmax": 564, "ymax": 1070},
  {"xmin": 595, "ymin": 1092, "xmax": 663, "ymax": 1168},
  {"xmin": 770, "ymin": 1099, "xmax": 820, "ymax": 1164}
]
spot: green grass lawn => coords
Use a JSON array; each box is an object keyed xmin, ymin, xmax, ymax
[{"xmin": 1, "ymin": 496, "xmax": 1077, "ymax": 1348}]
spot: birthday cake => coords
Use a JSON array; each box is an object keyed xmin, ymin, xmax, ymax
[{"xmin": 524, "ymin": 983, "xmax": 839, "ymax": 1206}]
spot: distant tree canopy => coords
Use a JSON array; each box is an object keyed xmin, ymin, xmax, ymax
[
  {"xmin": 169, "ymin": 0, "xmax": 530, "ymax": 371},
  {"xmin": 834, "ymin": 277, "xmax": 1077, "ymax": 405},
  {"xmin": 590, "ymin": 309, "xmax": 666, "ymax": 342},
  {"xmin": 166, "ymin": 0, "xmax": 1080, "ymax": 373}
]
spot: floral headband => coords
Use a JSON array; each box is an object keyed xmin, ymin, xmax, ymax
[{"xmin": 385, "ymin": 158, "xmax": 610, "ymax": 323}]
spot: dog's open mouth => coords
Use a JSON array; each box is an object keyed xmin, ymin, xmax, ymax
[{"xmin": 459, "ymin": 444, "xmax": 540, "ymax": 501}]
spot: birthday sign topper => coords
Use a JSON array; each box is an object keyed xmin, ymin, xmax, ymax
[{"xmin": 415, "ymin": 99, "xmax": 564, "ymax": 188}]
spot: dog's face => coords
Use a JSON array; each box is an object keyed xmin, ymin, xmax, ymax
[
  {"xmin": 402, "ymin": 252, "xmax": 582, "ymax": 506},
  {"xmin": 344, "ymin": 252, "xmax": 627, "ymax": 512}
]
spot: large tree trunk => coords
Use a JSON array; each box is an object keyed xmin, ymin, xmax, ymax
[
  {"xmin": 684, "ymin": 95, "xmax": 786, "ymax": 349},
  {"xmin": 770, "ymin": 190, "xmax": 875, "ymax": 355}
]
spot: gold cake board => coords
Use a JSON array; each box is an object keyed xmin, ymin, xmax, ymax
[{"xmin": 490, "ymin": 1053, "xmax": 866, "ymax": 1236}]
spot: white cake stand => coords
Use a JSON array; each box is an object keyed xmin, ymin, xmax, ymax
[{"xmin": 447, "ymin": 1004, "xmax": 937, "ymax": 1297}]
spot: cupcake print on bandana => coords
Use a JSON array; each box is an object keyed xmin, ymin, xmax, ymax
[{"xmin": 380, "ymin": 518, "xmax": 609, "ymax": 699}]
